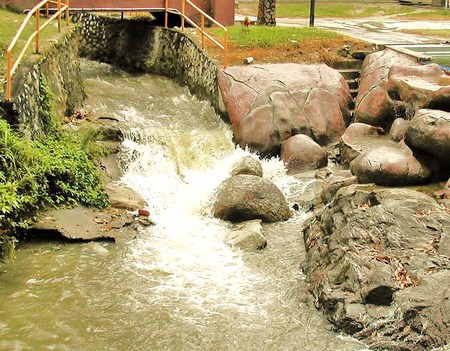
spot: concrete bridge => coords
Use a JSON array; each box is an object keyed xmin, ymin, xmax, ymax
[{"xmin": 5, "ymin": 0, "xmax": 235, "ymax": 26}]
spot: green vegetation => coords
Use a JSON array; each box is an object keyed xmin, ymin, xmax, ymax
[
  {"xmin": 0, "ymin": 118, "xmax": 109, "ymax": 259},
  {"xmin": 211, "ymin": 25, "xmax": 344, "ymax": 48},
  {"xmin": 237, "ymin": 1, "xmax": 450, "ymax": 20}
]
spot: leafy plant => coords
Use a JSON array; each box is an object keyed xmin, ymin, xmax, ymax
[{"xmin": 0, "ymin": 119, "xmax": 109, "ymax": 259}]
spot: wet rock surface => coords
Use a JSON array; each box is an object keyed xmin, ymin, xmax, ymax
[
  {"xmin": 213, "ymin": 175, "xmax": 292, "ymax": 223},
  {"xmin": 302, "ymin": 185, "xmax": 450, "ymax": 351},
  {"xmin": 350, "ymin": 145, "xmax": 431, "ymax": 186},
  {"xmin": 281, "ymin": 134, "xmax": 328, "ymax": 173},
  {"xmin": 218, "ymin": 63, "xmax": 351, "ymax": 156}
]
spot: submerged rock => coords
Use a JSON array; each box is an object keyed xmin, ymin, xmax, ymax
[
  {"xmin": 225, "ymin": 219, "xmax": 267, "ymax": 250},
  {"xmin": 213, "ymin": 175, "xmax": 291, "ymax": 223},
  {"xmin": 230, "ymin": 156, "xmax": 263, "ymax": 177}
]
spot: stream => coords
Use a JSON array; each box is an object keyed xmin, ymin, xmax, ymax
[{"xmin": 0, "ymin": 60, "xmax": 373, "ymax": 351}]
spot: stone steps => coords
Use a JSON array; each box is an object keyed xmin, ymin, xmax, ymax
[{"xmin": 331, "ymin": 60, "xmax": 364, "ymax": 116}]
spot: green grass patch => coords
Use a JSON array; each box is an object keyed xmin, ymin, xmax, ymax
[
  {"xmin": 238, "ymin": 1, "xmax": 447, "ymax": 19},
  {"xmin": 212, "ymin": 25, "xmax": 344, "ymax": 48},
  {"xmin": 401, "ymin": 28, "xmax": 450, "ymax": 38}
]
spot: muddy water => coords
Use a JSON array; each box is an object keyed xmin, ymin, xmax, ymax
[{"xmin": 0, "ymin": 60, "xmax": 371, "ymax": 351}]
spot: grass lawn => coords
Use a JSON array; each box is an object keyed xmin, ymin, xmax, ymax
[{"xmin": 237, "ymin": 1, "xmax": 450, "ymax": 20}]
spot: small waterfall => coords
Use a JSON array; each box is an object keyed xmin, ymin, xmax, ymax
[{"xmin": 0, "ymin": 60, "xmax": 373, "ymax": 351}]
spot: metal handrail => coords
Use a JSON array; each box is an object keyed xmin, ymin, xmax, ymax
[
  {"xmin": 5, "ymin": 0, "xmax": 70, "ymax": 101},
  {"xmin": 164, "ymin": 0, "xmax": 228, "ymax": 68}
]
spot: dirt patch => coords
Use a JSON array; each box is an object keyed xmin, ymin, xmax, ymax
[{"xmin": 198, "ymin": 33, "xmax": 376, "ymax": 67}]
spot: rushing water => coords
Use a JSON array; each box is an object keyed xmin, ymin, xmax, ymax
[{"xmin": 0, "ymin": 60, "xmax": 374, "ymax": 351}]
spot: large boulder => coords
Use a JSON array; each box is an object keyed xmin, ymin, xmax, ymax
[
  {"xmin": 350, "ymin": 145, "xmax": 431, "ymax": 186},
  {"xmin": 302, "ymin": 186, "xmax": 450, "ymax": 351},
  {"xmin": 354, "ymin": 49, "xmax": 418, "ymax": 127},
  {"xmin": 218, "ymin": 63, "xmax": 351, "ymax": 156},
  {"xmin": 405, "ymin": 109, "xmax": 450, "ymax": 177},
  {"xmin": 281, "ymin": 134, "xmax": 328, "ymax": 173},
  {"xmin": 212, "ymin": 175, "xmax": 291, "ymax": 223},
  {"xmin": 387, "ymin": 63, "xmax": 450, "ymax": 112}
]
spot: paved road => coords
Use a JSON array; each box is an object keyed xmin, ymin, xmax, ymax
[{"xmin": 236, "ymin": 15, "xmax": 450, "ymax": 45}]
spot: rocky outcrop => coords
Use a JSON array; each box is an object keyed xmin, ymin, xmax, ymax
[
  {"xmin": 302, "ymin": 185, "xmax": 450, "ymax": 351},
  {"xmin": 281, "ymin": 134, "xmax": 328, "ymax": 173},
  {"xmin": 218, "ymin": 63, "xmax": 352, "ymax": 156},
  {"xmin": 213, "ymin": 175, "xmax": 291, "ymax": 223},
  {"xmin": 350, "ymin": 145, "xmax": 431, "ymax": 186}
]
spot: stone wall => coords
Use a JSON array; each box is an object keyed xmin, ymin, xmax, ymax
[
  {"xmin": 72, "ymin": 13, "xmax": 223, "ymax": 115},
  {"xmin": 3, "ymin": 31, "xmax": 85, "ymax": 139}
]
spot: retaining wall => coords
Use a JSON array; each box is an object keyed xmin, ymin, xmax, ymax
[
  {"xmin": 3, "ymin": 30, "xmax": 85, "ymax": 139},
  {"xmin": 73, "ymin": 12, "xmax": 223, "ymax": 114}
]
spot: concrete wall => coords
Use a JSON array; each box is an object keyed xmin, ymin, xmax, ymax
[{"xmin": 73, "ymin": 12, "xmax": 223, "ymax": 114}]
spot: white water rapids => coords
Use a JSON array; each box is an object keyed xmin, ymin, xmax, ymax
[{"xmin": 0, "ymin": 60, "xmax": 381, "ymax": 351}]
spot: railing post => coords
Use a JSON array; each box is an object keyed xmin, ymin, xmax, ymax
[
  {"xmin": 6, "ymin": 50, "xmax": 12, "ymax": 101},
  {"xmin": 201, "ymin": 14, "xmax": 204, "ymax": 50},
  {"xmin": 36, "ymin": 10, "xmax": 40, "ymax": 53},
  {"xmin": 164, "ymin": 0, "xmax": 168, "ymax": 28},
  {"xmin": 181, "ymin": 0, "xmax": 185, "ymax": 31},
  {"xmin": 224, "ymin": 30, "xmax": 228, "ymax": 68},
  {"xmin": 46, "ymin": 2, "xmax": 49, "ymax": 18},
  {"xmin": 58, "ymin": 0, "xmax": 61, "ymax": 32},
  {"xmin": 66, "ymin": 0, "xmax": 70, "ymax": 26}
]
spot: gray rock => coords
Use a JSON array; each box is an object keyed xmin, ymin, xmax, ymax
[
  {"xmin": 225, "ymin": 219, "xmax": 267, "ymax": 250},
  {"xmin": 104, "ymin": 184, "xmax": 146, "ymax": 211},
  {"xmin": 405, "ymin": 109, "xmax": 450, "ymax": 176},
  {"xmin": 231, "ymin": 156, "xmax": 263, "ymax": 177},
  {"xmin": 213, "ymin": 175, "xmax": 291, "ymax": 223}
]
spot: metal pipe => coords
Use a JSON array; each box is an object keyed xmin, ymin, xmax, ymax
[
  {"xmin": 66, "ymin": 0, "xmax": 70, "ymax": 25},
  {"xmin": 36, "ymin": 10, "xmax": 40, "ymax": 53},
  {"xmin": 181, "ymin": 0, "xmax": 185, "ymax": 31},
  {"xmin": 57, "ymin": 0, "xmax": 61, "ymax": 32},
  {"xmin": 164, "ymin": 0, "xmax": 168, "ymax": 27},
  {"xmin": 201, "ymin": 14, "xmax": 205, "ymax": 49}
]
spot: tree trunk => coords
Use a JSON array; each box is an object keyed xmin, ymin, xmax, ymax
[{"xmin": 257, "ymin": 0, "xmax": 276, "ymax": 26}]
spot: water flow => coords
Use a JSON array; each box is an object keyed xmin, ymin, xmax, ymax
[{"xmin": 0, "ymin": 60, "xmax": 372, "ymax": 351}]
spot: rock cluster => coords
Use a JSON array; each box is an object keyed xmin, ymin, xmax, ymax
[{"xmin": 218, "ymin": 63, "xmax": 351, "ymax": 163}]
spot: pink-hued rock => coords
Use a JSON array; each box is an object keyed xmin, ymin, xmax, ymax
[
  {"xmin": 281, "ymin": 134, "xmax": 328, "ymax": 173},
  {"xmin": 350, "ymin": 145, "xmax": 431, "ymax": 186},
  {"xmin": 340, "ymin": 122, "xmax": 385, "ymax": 164},
  {"xmin": 354, "ymin": 50, "xmax": 418, "ymax": 127},
  {"xmin": 389, "ymin": 118, "xmax": 410, "ymax": 142},
  {"xmin": 388, "ymin": 63, "xmax": 450, "ymax": 111},
  {"xmin": 218, "ymin": 63, "xmax": 352, "ymax": 156}
]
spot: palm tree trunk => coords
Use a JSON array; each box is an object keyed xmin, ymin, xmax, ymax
[{"xmin": 257, "ymin": 0, "xmax": 276, "ymax": 26}]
